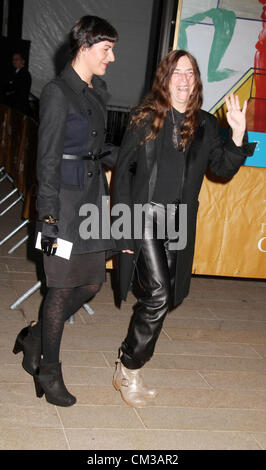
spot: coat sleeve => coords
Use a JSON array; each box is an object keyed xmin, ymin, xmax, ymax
[
  {"xmin": 36, "ymin": 81, "xmax": 68, "ymax": 219},
  {"xmin": 112, "ymin": 123, "xmax": 140, "ymax": 251},
  {"xmin": 207, "ymin": 114, "xmax": 257, "ymax": 178},
  {"xmin": 100, "ymin": 143, "xmax": 119, "ymax": 168}
]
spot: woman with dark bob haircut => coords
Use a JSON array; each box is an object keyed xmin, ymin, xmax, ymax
[
  {"xmin": 13, "ymin": 16, "xmax": 118, "ymax": 407},
  {"xmin": 112, "ymin": 49, "xmax": 256, "ymax": 408}
]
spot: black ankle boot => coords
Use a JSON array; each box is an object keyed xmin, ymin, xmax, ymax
[
  {"xmin": 34, "ymin": 362, "xmax": 76, "ymax": 407},
  {"xmin": 13, "ymin": 322, "xmax": 42, "ymax": 376}
]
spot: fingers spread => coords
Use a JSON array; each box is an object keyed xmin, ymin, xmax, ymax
[{"xmin": 225, "ymin": 93, "xmax": 246, "ymax": 113}]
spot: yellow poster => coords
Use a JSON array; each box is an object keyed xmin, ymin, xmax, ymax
[{"xmin": 193, "ymin": 167, "xmax": 266, "ymax": 278}]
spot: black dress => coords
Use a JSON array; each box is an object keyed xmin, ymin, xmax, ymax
[{"xmin": 43, "ymin": 251, "xmax": 106, "ymax": 288}]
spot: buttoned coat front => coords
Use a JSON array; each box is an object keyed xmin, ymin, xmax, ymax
[
  {"xmin": 37, "ymin": 63, "xmax": 118, "ymax": 254},
  {"xmin": 112, "ymin": 111, "xmax": 256, "ymax": 307}
]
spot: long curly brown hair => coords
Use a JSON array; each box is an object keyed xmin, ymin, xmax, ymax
[{"xmin": 131, "ymin": 50, "xmax": 203, "ymax": 150}]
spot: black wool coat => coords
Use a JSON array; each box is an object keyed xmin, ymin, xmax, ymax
[
  {"xmin": 112, "ymin": 110, "xmax": 256, "ymax": 307},
  {"xmin": 37, "ymin": 63, "xmax": 118, "ymax": 254}
]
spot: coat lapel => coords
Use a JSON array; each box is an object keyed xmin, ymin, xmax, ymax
[
  {"xmin": 183, "ymin": 117, "xmax": 205, "ymax": 178},
  {"xmin": 145, "ymin": 138, "xmax": 158, "ymax": 201},
  {"xmin": 88, "ymin": 82, "xmax": 108, "ymax": 123},
  {"xmin": 60, "ymin": 64, "xmax": 108, "ymax": 123}
]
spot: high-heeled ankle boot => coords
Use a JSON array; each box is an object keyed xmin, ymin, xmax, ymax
[
  {"xmin": 13, "ymin": 322, "xmax": 42, "ymax": 376},
  {"xmin": 113, "ymin": 359, "xmax": 157, "ymax": 408},
  {"xmin": 34, "ymin": 361, "xmax": 76, "ymax": 407}
]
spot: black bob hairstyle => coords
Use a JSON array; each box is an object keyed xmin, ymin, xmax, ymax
[{"xmin": 70, "ymin": 15, "xmax": 118, "ymax": 59}]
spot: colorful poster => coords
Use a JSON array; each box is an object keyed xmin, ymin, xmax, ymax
[
  {"xmin": 175, "ymin": 0, "xmax": 266, "ymax": 168},
  {"xmin": 174, "ymin": 0, "xmax": 266, "ymax": 278}
]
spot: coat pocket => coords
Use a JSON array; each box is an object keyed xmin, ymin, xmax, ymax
[{"xmin": 60, "ymin": 160, "xmax": 84, "ymax": 189}]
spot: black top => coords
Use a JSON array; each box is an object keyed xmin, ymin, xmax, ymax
[{"xmin": 152, "ymin": 108, "xmax": 185, "ymax": 205}]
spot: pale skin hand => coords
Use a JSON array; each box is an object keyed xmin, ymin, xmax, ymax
[
  {"xmin": 122, "ymin": 250, "xmax": 134, "ymax": 254},
  {"xmin": 225, "ymin": 93, "xmax": 247, "ymax": 147}
]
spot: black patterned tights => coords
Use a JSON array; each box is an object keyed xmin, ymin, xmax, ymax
[{"xmin": 31, "ymin": 284, "xmax": 101, "ymax": 363}]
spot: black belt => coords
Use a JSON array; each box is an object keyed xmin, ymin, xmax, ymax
[{"xmin": 62, "ymin": 151, "xmax": 111, "ymax": 161}]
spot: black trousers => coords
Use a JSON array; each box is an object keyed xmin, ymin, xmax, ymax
[{"xmin": 121, "ymin": 203, "xmax": 178, "ymax": 369}]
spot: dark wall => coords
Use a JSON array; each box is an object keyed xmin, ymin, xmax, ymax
[
  {"xmin": 0, "ymin": 0, "xmax": 30, "ymax": 85},
  {"xmin": 7, "ymin": 0, "xmax": 24, "ymax": 38}
]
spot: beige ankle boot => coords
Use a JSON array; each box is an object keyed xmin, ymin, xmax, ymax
[{"xmin": 113, "ymin": 359, "xmax": 157, "ymax": 408}]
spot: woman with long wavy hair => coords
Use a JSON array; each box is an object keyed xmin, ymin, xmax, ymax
[
  {"xmin": 112, "ymin": 49, "xmax": 256, "ymax": 408},
  {"xmin": 132, "ymin": 49, "xmax": 203, "ymax": 148}
]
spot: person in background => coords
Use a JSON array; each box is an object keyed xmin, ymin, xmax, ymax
[
  {"xmin": 4, "ymin": 52, "xmax": 32, "ymax": 116},
  {"xmin": 112, "ymin": 49, "xmax": 256, "ymax": 408},
  {"xmin": 13, "ymin": 16, "xmax": 118, "ymax": 407}
]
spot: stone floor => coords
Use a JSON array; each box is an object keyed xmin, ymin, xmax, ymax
[{"xmin": 0, "ymin": 179, "xmax": 265, "ymax": 450}]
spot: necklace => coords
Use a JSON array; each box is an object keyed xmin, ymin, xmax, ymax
[
  {"xmin": 171, "ymin": 107, "xmax": 186, "ymax": 151},
  {"xmin": 171, "ymin": 107, "xmax": 179, "ymax": 150}
]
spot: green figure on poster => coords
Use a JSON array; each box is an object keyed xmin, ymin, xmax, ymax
[{"xmin": 179, "ymin": 8, "xmax": 237, "ymax": 82}]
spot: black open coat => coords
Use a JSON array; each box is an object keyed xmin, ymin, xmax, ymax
[
  {"xmin": 112, "ymin": 110, "xmax": 256, "ymax": 307},
  {"xmin": 37, "ymin": 63, "xmax": 118, "ymax": 254}
]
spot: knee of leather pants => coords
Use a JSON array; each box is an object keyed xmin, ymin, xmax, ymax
[{"xmin": 121, "ymin": 204, "xmax": 175, "ymax": 370}]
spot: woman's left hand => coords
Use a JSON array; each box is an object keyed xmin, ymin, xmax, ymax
[{"xmin": 225, "ymin": 93, "xmax": 247, "ymax": 147}]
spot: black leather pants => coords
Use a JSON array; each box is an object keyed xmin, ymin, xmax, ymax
[{"xmin": 121, "ymin": 203, "xmax": 178, "ymax": 369}]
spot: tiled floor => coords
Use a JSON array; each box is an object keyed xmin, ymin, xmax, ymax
[{"xmin": 0, "ymin": 179, "xmax": 265, "ymax": 450}]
